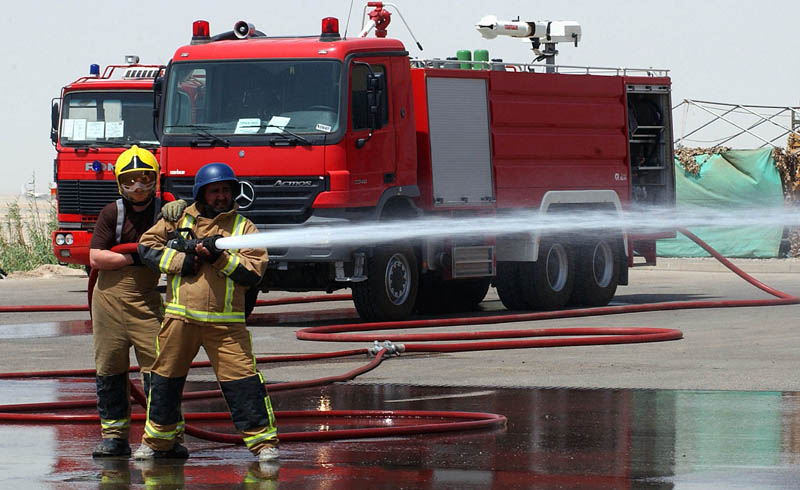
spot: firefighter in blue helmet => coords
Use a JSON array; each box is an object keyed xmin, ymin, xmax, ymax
[
  {"xmin": 89, "ymin": 146, "xmax": 185, "ymax": 457},
  {"xmin": 135, "ymin": 162, "xmax": 278, "ymax": 461}
]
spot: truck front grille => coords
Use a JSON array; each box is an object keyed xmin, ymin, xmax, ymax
[
  {"xmin": 57, "ymin": 180, "xmax": 119, "ymax": 216},
  {"xmin": 165, "ymin": 176, "xmax": 326, "ymax": 225}
]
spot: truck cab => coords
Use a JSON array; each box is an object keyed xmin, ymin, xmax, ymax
[{"xmin": 51, "ymin": 60, "xmax": 161, "ymax": 266}]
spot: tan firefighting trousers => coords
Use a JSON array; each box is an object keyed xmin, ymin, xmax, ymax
[
  {"xmin": 143, "ymin": 317, "xmax": 278, "ymax": 455},
  {"xmin": 92, "ymin": 265, "xmax": 162, "ymax": 439}
]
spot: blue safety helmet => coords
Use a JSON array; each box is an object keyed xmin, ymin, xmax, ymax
[{"xmin": 193, "ymin": 162, "xmax": 239, "ymax": 201}]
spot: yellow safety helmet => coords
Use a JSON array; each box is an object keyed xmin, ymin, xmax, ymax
[{"xmin": 114, "ymin": 145, "xmax": 159, "ymax": 203}]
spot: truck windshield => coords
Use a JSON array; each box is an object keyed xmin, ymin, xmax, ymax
[
  {"xmin": 60, "ymin": 91, "xmax": 157, "ymax": 146},
  {"xmin": 163, "ymin": 60, "xmax": 341, "ymax": 136}
]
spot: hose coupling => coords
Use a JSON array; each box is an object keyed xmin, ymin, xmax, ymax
[{"xmin": 368, "ymin": 340, "xmax": 406, "ymax": 357}]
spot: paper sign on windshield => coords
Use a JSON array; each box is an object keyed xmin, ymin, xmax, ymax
[
  {"xmin": 106, "ymin": 121, "xmax": 124, "ymax": 138},
  {"xmin": 265, "ymin": 116, "xmax": 290, "ymax": 134},
  {"xmin": 86, "ymin": 121, "xmax": 105, "ymax": 140},
  {"xmin": 72, "ymin": 120, "xmax": 87, "ymax": 140},
  {"xmin": 235, "ymin": 118, "xmax": 261, "ymax": 134},
  {"xmin": 62, "ymin": 119, "xmax": 75, "ymax": 139}
]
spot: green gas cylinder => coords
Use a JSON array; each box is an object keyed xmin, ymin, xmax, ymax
[
  {"xmin": 456, "ymin": 49, "xmax": 471, "ymax": 70},
  {"xmin": 473, "ymin": 49, "xmax": 489, "ymax": 70}
]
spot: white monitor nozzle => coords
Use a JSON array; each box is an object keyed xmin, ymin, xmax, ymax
[{"xmin": 476, "ymin": 15, "xmax": 581, "ymax": 46}]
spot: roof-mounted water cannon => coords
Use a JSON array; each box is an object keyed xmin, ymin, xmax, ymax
[
  {"xmin": 476, "ymin": 15, "xmax": 581, "ymax": 72},
  {"xmin": 360, "ymin": 1, "xmax": 391, "ymax": 38},
  {"xmin": 358, "ymin": 1, "xmax": 423, "ymax": 51}
]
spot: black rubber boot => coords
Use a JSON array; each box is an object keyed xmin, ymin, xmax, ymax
[
  {"xmin": 92, "ymin": 438, "xmax": 131, "ymax": 458},
  {"xmin": 157, "ymin": 443, "xmax": 189, "ymax": 459}
]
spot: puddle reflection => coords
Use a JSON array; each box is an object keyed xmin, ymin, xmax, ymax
[{"xmin": 1, "ymin": 380, "xmax": 799, "ymax": 488}]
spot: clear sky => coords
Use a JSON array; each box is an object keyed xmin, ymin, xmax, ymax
[{"xmin": 1, "ymin": 0, "xmax": 798, "ymax": 194}]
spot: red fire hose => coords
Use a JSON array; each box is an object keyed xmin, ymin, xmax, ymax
[
  {"xmin": 0, "ymin": 348, "xmax": 507, "ymax": 439},
  {"xmin": 0, "ymin": 228, "xmax": 796, "ymax": 444}
]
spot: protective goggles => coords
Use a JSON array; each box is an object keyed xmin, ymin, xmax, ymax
[{"xmin": 118, "ymin": 170, "xmax": 155, "ymax": 187}]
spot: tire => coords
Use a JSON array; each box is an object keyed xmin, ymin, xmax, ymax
[
  {"xmin": 495, "ymin": 261, "xmax": 528, "ymax": 311},
  {"xmin": 570, "ymin": 237, "xmax": 620, "ymax": 307},
  {"xmin": 352, "ymin": 246, "xmax": 419, "ymax": 322},
  {"xmin": 520, "ymin": 237, "xmax": 575, "ymax": 310}
]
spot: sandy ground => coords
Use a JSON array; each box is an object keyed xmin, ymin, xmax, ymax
[
  {"xmin": 2, "ymin": 264, "xmax": 86, "ymax": 279},
  {"xmin": 0, "ymin": 192, "xmax": 54, "ymax": 217},
  {"xmin": 0, "ymin": 193, "xmax": 55, "ymax": 241}
]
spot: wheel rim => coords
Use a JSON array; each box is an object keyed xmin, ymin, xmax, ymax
[
  {"xmin": 385, "ymin": 253, "xmax": 411, "ymax": 305},
  {"xmin": 592, "ymin": 241, "xmax": 614, "ymax": 288},
  {"xmin": 545, "ymin": 244, "xmax": 568, "ymax": 292}
]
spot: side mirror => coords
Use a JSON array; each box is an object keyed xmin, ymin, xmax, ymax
[
  {"xmin": 366, "ymin": 72, "xmax": 386, "ymax": 130},
  {"xmin": 50, "ymin": 101, "xmax": 60, "ymax": 145},
  {"xmin": 153, "ymin": 75, "xmax": 165, "ymax": 140}
]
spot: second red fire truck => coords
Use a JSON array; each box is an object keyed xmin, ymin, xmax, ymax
[
  {"xmin": 152, "ymin": 6, "xmax": 676, "ymax": 321},
  {"xmin": 50, "ymin": 57, "xmax": 162, "ymax": 267}
]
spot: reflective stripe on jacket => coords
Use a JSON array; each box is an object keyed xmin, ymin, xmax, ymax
[{"xmin": 138, "ymin": 203, "xmax": 268, "ymax": 323}]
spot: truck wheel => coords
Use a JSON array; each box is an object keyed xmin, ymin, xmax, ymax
[
  {"xmin": 495, "ymin": 261, "xmax": 528, "ymax": 311},
  {"xmin": 520, "ymin": 238, "xmax": 575, "ymax": 310},
  {"xmin": 570, "ymin": 237, "xmax": 620, "ymax": 306},
  {"xmin": 353, "ymin": 246, "xmax": 418, "ymax": 322}
]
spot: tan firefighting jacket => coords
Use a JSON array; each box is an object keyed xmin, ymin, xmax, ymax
[{"xmin": 138, "ymin": 203, "xmax": 267, "ymax": 324}]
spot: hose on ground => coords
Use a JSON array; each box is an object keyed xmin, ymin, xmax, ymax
[{"xmin": 0, "ymin": 228, "xmax": 796, "ymax": 444}]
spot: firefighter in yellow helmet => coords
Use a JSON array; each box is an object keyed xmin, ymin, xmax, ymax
[{"xmin": 89, "ymin": 145, "xmax": 186, "ymax": 458}]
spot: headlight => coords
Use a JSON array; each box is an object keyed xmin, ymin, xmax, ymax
[
  {"xmin": 55, "ymin": 234, "xmax": 65, "ymax": 246},
  {"xmin": 65, "ymin": 234, "xmax": 74, "ymax": 245}
]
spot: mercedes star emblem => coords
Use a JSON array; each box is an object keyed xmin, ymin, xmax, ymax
[{"xmin": 236, "ymin": 180, "xmax": 256, "ymax": 209}]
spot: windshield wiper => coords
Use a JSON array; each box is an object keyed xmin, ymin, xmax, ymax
[
  {"xmin": 166, "ymin": 124, "xmax": 230, "ymax": 148},
  {"xmin": 263, "ymin": 124, "xmax": 312, "ymax": 145},
  {"xmin": 191, "ymin": 129, "xmax": 230, "ymax": 148},
  {"xmin": 69, "ymin": 141, "xmax": 126, "ymax": 151}
]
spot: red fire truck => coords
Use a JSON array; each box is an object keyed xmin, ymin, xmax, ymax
[
  {"xmin": 154, "ymin": 7, "xmax": 675, "ymax": 321},
  {"xmin": 50, "ymin": 57, "xmax": 162, "ymax": 267}
]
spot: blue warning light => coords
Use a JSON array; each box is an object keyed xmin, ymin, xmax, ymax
[{"xmin": 89, "ymin": 64, "xmax": 100, "ymax": 76}]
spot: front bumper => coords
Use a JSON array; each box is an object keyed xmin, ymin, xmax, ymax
[{"xmin": 52, "ymin": 229, "xmax": 91, "ymax": 266}]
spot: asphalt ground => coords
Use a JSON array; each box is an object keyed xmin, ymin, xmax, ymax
[
  {"xmin": 1, "ymin": 259, "xmax": 800, "ymax": 488},
  {"xmin": 1, "ymin": 258, "xmax": 798, "ymax": 391}
]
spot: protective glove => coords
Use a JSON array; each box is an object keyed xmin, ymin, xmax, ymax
[
  {"xmin": 160, "ymin": 199, "xmax": 188, "ymax": 222},
  {"xmin": 197, "ymin": 235, "xmax": 224, "ymax": 263},
  {"xmin": 180, "ymin": 254, "xmax": 199, "ymax": 276}
]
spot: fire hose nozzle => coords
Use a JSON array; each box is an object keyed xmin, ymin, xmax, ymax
[
  {"xmin": 368, "ymin": 340, "xmax": 405, "ymax": 356},
  {"xmin": 166, "ymin": 228, "xmax": 223, "ymax": 255}
]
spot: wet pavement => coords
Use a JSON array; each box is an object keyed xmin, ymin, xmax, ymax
[
  {"xmin": 2, "ymin": 377, "xmax": 800, "ymax": 489},
  {"xmin": 2, "ymin": 269, "xmax": 800, "ymax": 488}
]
